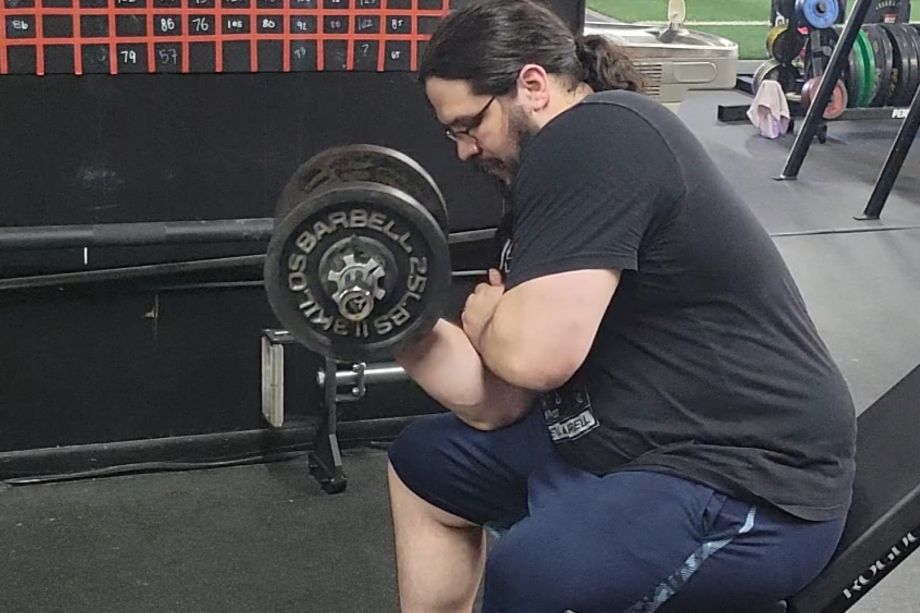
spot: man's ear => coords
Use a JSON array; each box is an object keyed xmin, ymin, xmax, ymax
[{"xmin": 516, "ymin": 63, "xmax": 551, "ymax": 112}]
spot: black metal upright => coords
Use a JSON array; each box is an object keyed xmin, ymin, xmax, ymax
[
  {"xmin": 777, "ymin": 0, "xmax": 875, "ymax": 180},
  {"xmin": 858, "ymin": 81, "xmax": 920, "ymax": 220},
  {"xmin": 308, "ymin": 357, "xmax": 348, "ymax": 494}
]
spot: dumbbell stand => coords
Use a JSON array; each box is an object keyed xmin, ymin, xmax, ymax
[
  {"xmin": 262, "ymin": 327, "xmax": 412, "ymax": 494},
  {"xmin": 311, "ymin": 357, "xmax": 348, "ymax": 495},
  {"xmin": 310, "ymin": 359, "xmax": 410, "ymax": 494}
]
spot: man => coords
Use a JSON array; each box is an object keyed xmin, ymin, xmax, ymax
[{"xmin": 388, "ymin": 1, "xmax": 857, "ymax": 612}]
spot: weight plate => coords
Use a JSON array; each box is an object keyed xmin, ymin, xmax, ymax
[
  {"xmin": 825, "ymin": 79, "xmax": 848, "ymax": 118},
  {"xmin": 796, "ymin": 0, "xmax": 839, "ymax": 29},
  {"xmin": 753, "ymin": 59, "xmax": 800, "ymax": 95},
  {"xmin": 882, "ymin": 24, "xmax": 913, "ymax": 106},
  {"xmin": 855, "ymin": 30, "xmax": 877, "ymax": 107},
  {"xmin": 276, "ymin": 144, "xmax": 449, "ymax": 233},
  {"xmin": 768, "ymin": 23, "xmax": 806, "ymax": 64},
  {"xmin": 869, "ymin": 0, "xmax": 907, "ymax": 25},
  {"xmin": 845, "ymin": 29, "xmax": 866, "ymax": 107},
  {"xmin": 855, "ymin": 28, "xmax": 880, "ymax": 106},
  {"xmin": 846, "ymin": 34, "xmax": 861, "ymax": 106},
  {"xmin": 864, "ymin": 24, "xmax": 894, "ymax": 107},
  {"xmin": 264, "ymin": 182, "xmax": 451, "ymax": 361},
  {"xmin": 903, "ymin": 25, "xmax": 920, "ymax": 105},
  {"xmin": 801, "ymin": 76, "xmax": 848, "ymax": 118},
  {"xmin": 880, "ymin": 24, "xmax": 906, "ymax": 105},
  {"xmin": 830, "ymin": 26, "xmax": 861, "ymax": 107}
]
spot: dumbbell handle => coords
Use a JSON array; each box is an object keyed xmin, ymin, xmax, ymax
[{"xmin": 316, "ymin": 362, "xmax": 407, "ymax": 389}]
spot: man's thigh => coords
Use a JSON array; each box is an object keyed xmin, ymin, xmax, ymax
[
  {"xmin": 481, "ymin": 469, "xmax": 845, "ymax": 613},
  {"xmin": 387, "ymin": 407, "xmax": 556, "ymax": 526}
]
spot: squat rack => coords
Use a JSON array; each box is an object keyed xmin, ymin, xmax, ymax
[{"xmin": 777, "ymin": 0, "xmax": 920, "ymax": 220}]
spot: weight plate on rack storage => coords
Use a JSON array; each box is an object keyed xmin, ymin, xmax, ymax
[
  {"xmin": 845, "ymin": 29, "xmax": 867, "ymax": 107},
  {"xmin": 826, "ymin": 79, "xmax": 849, "ymax": 118},
  {"xmin": 862, "ymin": 26, "xmax": 887, "ymax": 106},
  {"xmin": 880, "ymin": 24, "xmax": 906, "ymax": 105},
  {"xmin": 831, "ymin": 26, "xmax": 861, "ymax": 107},
  {"xmin": 855, "ymin": 30, "xmax": 878, "ymax": 108},
  {"xmin": 275, "ymin": 144, "xmax": 449, "ymax": 233},
  {"xmin": 796, "ymin": 0, "xmax": 840, "ymax": 29},
  {"xmin": 768, "ymin": 23, "xmax": 807, "ymax": 64},
  {"xmin": 882, "ymin": 24, "xmax": 914, "ymax": 106},
  {"xmin": 903, "ymin": 25, "xmax": 920, "ymax": 105},
  {"xmin": 801, "ymin": 76, "xmax": 849, "ymax": 119},
  {"xmin": 753, "ymin": 59, "xmax": 801, "ymax": 95},
  {"xmin": 864, "ymin": 24, "xmax": 894, "ymax": 107}
]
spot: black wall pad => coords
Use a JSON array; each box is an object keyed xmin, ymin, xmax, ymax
[{"xmin": 789, "ymin": 364, "xmax": 920, "ymax": 612}]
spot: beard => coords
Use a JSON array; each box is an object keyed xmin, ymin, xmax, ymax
[{"xmin": 476, "ymin": 104, "xmax": 537, "ymax": 186}]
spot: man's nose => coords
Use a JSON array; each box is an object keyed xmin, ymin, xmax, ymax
[{"xmin": 456, "ymin": 139, "xmax": 480, "ymax": 162}]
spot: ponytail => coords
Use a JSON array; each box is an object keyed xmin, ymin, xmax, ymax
[
  {"xmin": 419, "ymin": 0, "xmax": 646, "ymax": 97},
  {"xmin": 575, "ymin": 35, "xmax": 646, "ymax": 93}
]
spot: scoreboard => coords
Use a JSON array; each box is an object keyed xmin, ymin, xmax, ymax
[{"xmin": 0, "ymin": 0, "xmax": 450, "ymax": 74}]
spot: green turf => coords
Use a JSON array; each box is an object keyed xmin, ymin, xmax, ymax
[
  {"xmin": 689, "ymin": 25, "xmax": 770, "ymax": 59},
  {"xmin": 586, "ymin": 0, "xmax": 770, "ymax": 23},
  {"xmin": 586, "ymin": 0, "xmax": 918, "ymax": 60}
]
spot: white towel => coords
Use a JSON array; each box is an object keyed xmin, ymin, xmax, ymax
[{"xmin": 747, "ymin": 80, "xmax": 791, "ymax": 139}]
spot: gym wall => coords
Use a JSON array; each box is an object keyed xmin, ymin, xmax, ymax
[{"xmin": 0, "ymin": 1, "xmax": 586, "ymax": 461}]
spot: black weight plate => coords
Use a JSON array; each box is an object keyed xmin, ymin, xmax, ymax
[
  {"xmin": 903, "ymin": 25, "xmax": 920, "ymax": 105},
  {"xmin": 880, "ymin": 24, "xmax": 911, "ymax": 106},
  {"xmin": 863, "ymin": 24, "xmax": 894, "ymax": 107},
  {"xmin": 276, "ymin": 144, "xmax": 449, "ymax": 232},
  {"xmin": 769, "ymin": 24, "xmax": 806, "ymax": 64},
  {"xmin": 894, "ymin": 24, "xmax": 918, "ymax": 106},
  {"xmin": 265, "ymin": 181, "xmax": 451, "ymax": 361},
  {"xmin": 864, "ymin": 25, "xmax": 893, "ymax": 107}
]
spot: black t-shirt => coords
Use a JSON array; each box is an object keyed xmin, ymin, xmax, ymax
[{"xmin": 499, "ymin": 90, "xmax": 856, "ymax": 522}]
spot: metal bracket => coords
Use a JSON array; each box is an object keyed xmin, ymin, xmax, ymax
[
  {"xmin": 309, "ymin": 357, "xmax": 348, "ymax": 494},
  {"xmin": 260, "ymin": 328, "xmax": 409, "ymax": 494},
  {"xmin": 309, "ymin": 360, "xmax": 407, "ymax": 494}
]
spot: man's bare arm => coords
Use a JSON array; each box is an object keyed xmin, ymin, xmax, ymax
[{"xmin": 395, "ymin": 319, "xmax": 537, "ymax": 430}]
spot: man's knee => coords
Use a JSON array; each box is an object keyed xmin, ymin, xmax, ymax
[
  {"xmin": 481, "ymin": 530, "xmax": 568, "ymax": 611},
  {"xmin": 387, "ymin": 413, "xmax": 455, "ymax": 484}
]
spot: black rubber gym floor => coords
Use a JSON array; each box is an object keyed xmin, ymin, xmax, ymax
[{"xmin": 2, "ymin": 90, "xmax": 918, "ymax": 612}]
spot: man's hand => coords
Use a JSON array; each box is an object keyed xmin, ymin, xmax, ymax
[{"xmin": 461, "ymin": 268, "xmax": 505, "ymax": 353}]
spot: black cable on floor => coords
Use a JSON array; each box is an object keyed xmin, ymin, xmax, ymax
[{"xmin": 3, "ymin": 449, "xmax": 308, "ymax": 486}]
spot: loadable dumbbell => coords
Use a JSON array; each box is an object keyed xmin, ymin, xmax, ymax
[{"xmin": 264, "ymin": 144, "xmax": 452, "ymax": 361}]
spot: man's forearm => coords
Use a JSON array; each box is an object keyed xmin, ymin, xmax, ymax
[
  {"xmin": 476, "ymin": 294, "xmax": 577, "ymax": 392},
  {"xmin": 395, "ymin": 319, "xmax": 535, "ymax": 430}
]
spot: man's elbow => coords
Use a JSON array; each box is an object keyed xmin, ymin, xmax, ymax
[
  {"xmin": 502, "ymin": 352, "xmax": 581, "ymax": 392},
  {"xmin": 458, "ymin": 405, "xmax": 531, "ymax": 431}
]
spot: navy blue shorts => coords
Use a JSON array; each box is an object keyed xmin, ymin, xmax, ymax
[{"xmin": 388, "ymin": 408, "xmax": 846, "ymax": 613}]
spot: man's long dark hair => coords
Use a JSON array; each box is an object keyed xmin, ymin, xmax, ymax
[{"xmin": 418, "ymin": 0, "xmax": 645, "ymax": 96}]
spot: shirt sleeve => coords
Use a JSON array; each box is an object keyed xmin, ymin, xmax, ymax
[{"xmin": 505, "ymin": 100, "xmax": 685, "ymax": 289}]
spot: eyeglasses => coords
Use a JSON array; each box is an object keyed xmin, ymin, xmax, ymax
[{"xmin": 445, "ymin": 96, "xmax": 496, "ymax": 144}]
